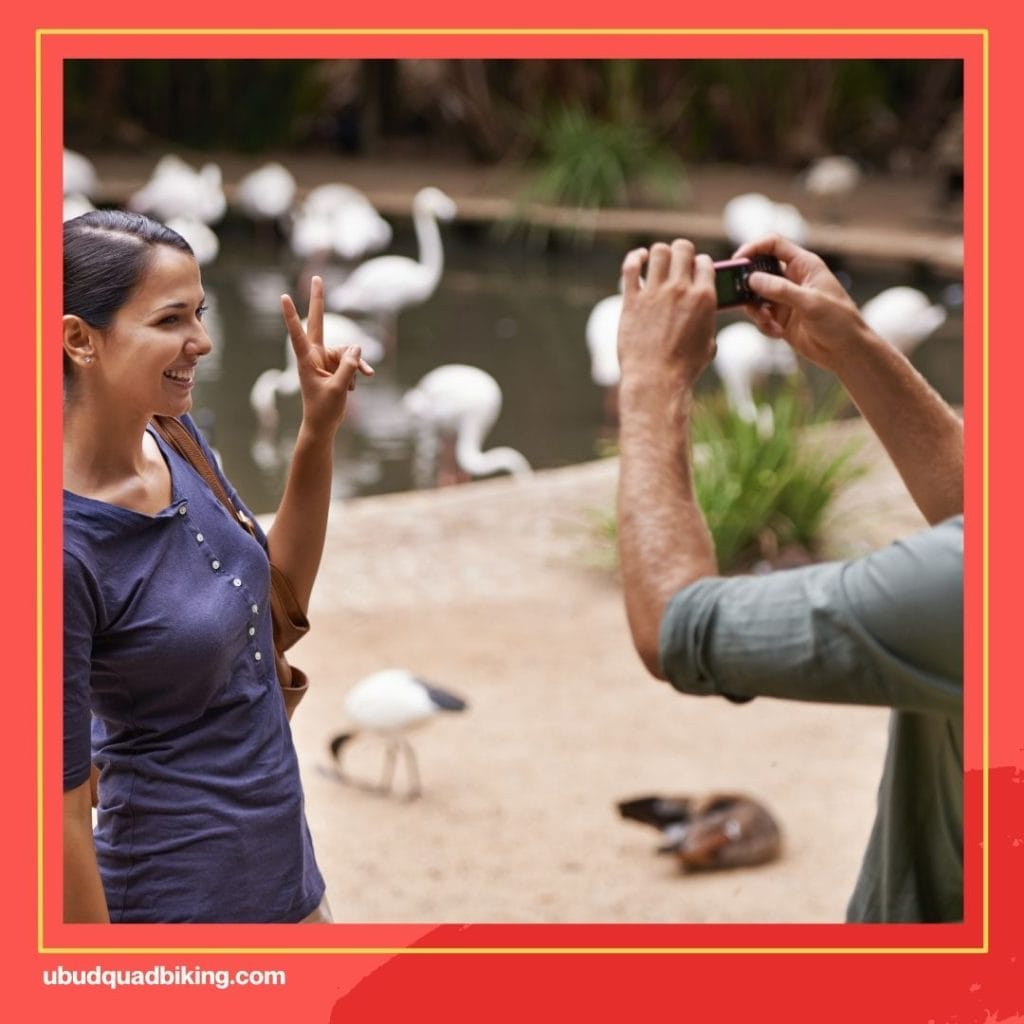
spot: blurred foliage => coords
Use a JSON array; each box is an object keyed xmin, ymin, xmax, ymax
[
  {"xmin": 689, "ymin": 385, "xmax": 865, "ymax": 571},
  {"xmin": 525, "ymin": 104, "xmax": 688, "ymax": 211},
  {"xmin": 592, "ymin": 383, "xmax": 865, "ymax": 575},
  {"xmin": 64, "ymin": 57, "xmax": 962, "ymax": 176}
]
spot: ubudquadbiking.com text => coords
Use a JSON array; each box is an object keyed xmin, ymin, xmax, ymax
[{"xmin": 42, "ymin": 964, "xmax": 286, "ymax": 990}]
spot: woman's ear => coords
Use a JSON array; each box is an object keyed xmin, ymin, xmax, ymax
[{"xmin": 63, "ymin": 315, "xmax": 96, "ymax": 368}]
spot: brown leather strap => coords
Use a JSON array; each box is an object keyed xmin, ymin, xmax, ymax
[{"xmin": 151, "ymin": 415, "xmax": 256, "ymax": 538}]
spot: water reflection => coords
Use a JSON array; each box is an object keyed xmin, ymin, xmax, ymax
[{"xmin": 193, "ymin": 224, "xmax": 963, "ymax": 516}]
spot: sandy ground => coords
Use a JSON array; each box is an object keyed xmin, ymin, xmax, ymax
[{"xmin": 282, "ymin": 420, "xmax": 929, "ymax": 924}]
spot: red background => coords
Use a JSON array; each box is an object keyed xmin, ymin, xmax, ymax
[{"xmin": 10, "ymin": 4, "xmax": 1020, "ymax": 1021}]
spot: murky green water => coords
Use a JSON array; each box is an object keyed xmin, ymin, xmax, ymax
[{"xmin": 191, "ymin": 221, "xmax": 964, "ymax": 515}]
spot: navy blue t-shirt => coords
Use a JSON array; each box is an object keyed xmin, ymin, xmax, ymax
[{"xmin": 63, "ymin": 416, "xmax": 325, "ymax": 923}]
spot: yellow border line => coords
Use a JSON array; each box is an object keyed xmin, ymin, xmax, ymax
[
  {"xmin": 39, "ymin": 28, "xmax": 987, "ymax": 957},
  {"xmin": 35, "ymin": 25, "xmax": 46, "ymax": 955},
  {"xmin": 980, "ymin": 26, "xmax": 990, "ymax": 953},
  {"xmin": 39, "ymin": 27, "xmax": 985, "ymax": 35}
]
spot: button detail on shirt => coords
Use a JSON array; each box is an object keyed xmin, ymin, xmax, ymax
[
  {"xmin": 232, "ymin": 578, "xmax": 242, "ymax": 587},
  {"xmin": 178, "ymin": 505, "xmax": 188, "ymax": 516},
  {"xmin": 252, "ymin": 604, "xmax": 259, "ymax": 614},
  {"xmin": 195, "ymin": 533, "xmax": 204, "ymax": 543},
  {"xmin": 211, "ymin": 560, "xmax": 220, "ymax": 571},
  {"xmin": 254, "ymin": 651, "xmax": 262, "ymax": 662}
]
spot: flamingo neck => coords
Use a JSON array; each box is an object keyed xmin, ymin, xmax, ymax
[{"xmin": 412, "ymin": 205, "xmax": 444, "ymax": 284}]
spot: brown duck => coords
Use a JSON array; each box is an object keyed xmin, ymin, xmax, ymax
[{"xmin": 617, "ymin": 792, "xmax": 783, "ymax": 871}]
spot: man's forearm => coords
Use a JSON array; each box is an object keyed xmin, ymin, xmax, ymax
[
  {"xmin": 835, "ymin": 326, "xmax": 963, "ymax": 524},
  {"xmin": 617, "ymin": 378, "xmax": 717, "ymax": 677}
]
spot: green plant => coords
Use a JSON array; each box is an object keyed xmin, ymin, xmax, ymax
[
  {"xmin": 521, "ymin": 106, "xmax": 688, "ymax": 227},
  {"xmin": 592, "ymin": 384, "xmax": 865, "ymax": 575},
  {"xmin": 691, "ymin": 387, "xmax": 864, "ymax": 571}
]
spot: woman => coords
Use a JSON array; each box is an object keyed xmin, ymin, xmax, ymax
[{"xmin": 62, "ymin": 209, "xmax": 372, "ymax": 922}]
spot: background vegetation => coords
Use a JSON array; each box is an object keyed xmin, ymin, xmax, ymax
[{"xmin": 64, "ymin": 58, "xmax": 962, "ymax": 178}]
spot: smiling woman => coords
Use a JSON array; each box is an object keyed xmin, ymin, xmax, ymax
[{"xmin": 61, "ymin": 209, "xmax": 372, "ymax": 923}]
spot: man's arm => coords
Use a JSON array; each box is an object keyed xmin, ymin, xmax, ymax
[
  {"xmin": 736, "ymin": 235, "xmax": 962, "ymax": 525},
  {"xmin": 615, "ymin": 241, "xmax": 720, "ymax": 677}
]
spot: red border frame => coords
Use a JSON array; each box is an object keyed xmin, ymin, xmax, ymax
[{"xmin": 11, "ymin": 6, "xmax": 1019, "ymax": 1021}]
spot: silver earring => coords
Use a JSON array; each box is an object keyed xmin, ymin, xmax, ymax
[{"xmin": 83, "ymin": 356, "xmax": 93, "ymax": 364}]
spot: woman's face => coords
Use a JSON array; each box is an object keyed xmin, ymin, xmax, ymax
[{"xmin": 95, "ymin": 245, "xmax": 212, "ymax": 419}]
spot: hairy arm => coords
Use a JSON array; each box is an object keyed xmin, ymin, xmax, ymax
[
  {"xmin": 616, "ymin": 241, "xmax": 719, "ymax": 677},
  {"xmin": 737, "ymin": 236, "xmax": 962, "ymax": 524}
]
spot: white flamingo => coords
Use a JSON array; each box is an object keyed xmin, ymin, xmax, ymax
[
  {"xmin": 165, "ymin": 215, "xmax": 220, "ymax": 266},
  {"xmin": 327, "ymin": 186, "xmax": 457, "ymax": 348},
  {"xmin": 859, "ymin": 286, "xmax": 947, "ymax": 356},
  {"xmin": 63, "ymin": 149, "xmax": 98, "ymax": 198},
  {"xmin": 585, "ymin": 290, "xmax": 623, "ymax": 425},
  {"xmin": 290, "ymin": 183, "xmax": 392, "ymax": 262},
  {"xmin": 250, "ymin": 312, "xmax": 384, "ymax": 434},
  {"xmin": 712, "ymin": 321, "xmax": 799, "ymax": 435},
  {"xmin": 128, "ymin": 154, "xmax": 227, "ymax": 226},
  {"xmin": 234, "ymin": 161, "xmax": 298, "ymax": 230},
  {"xmin": 63, "ymin": 194, "xmax": 96, "ymax": 222},
  {"xmin": 722, "ymin": 192, "xmax": 808, "ymax": 249},
  {"xmin": 327, "ymin": 668, "xmax": 469, "ymax": 800},
  {"xmin": 801, "ymin": 155, "xmax": 862, "ymax": 219},
  {"xmin": 402, "ymin": 363, "xmax": 531, "ymax": 487}
]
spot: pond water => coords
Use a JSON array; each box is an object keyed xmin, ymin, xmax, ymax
[{"xmin": 191, "ymin": 220, "xmax": 964, "ymax": 516}]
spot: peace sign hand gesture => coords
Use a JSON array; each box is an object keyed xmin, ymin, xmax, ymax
[{"xmin": 280, "ymin": 275, "xmax": 375, "ymax": 438}]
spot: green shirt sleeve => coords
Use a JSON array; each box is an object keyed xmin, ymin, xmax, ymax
[{"xmin": 658, "ymin": 516, "xmax": 963, "ymax": 713}]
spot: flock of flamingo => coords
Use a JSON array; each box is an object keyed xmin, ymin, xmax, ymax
[
  {"xmin": 64, "ymin": 148, "xmax": 952, "ymax": 493},
  {"xmin": 66, "ymin": 150, "xmax": 956, "ymax": 798}
]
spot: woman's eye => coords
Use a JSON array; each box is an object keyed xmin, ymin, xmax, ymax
[{"xmin": 197, "ymin": 304, "xmax": 209, "ymax": 320}]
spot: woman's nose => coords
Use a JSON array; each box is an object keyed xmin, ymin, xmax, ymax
[{"xmin": 187, "ymin": 324, "xmax": 214, "ymax": 356}]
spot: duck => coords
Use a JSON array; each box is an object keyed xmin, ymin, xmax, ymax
[{"xmin": 617, "ymin": 792, "xmax": 783, "ymax": 870}]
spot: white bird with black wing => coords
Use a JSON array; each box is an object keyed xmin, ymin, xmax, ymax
[{"xmin": 328, "ymin": 669, "xmax": 469, "ymax": 800}]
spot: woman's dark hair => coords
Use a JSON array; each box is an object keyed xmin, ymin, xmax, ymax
[
  {"xmin": 64, "ymin": 209, "xmax": 194, "ymax": 329},
  {"xmin": 63, "ymin": 209, "xmax": 195, "ymax": 389}
]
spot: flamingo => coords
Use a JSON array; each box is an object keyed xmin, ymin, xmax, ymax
[
  {"xmin": 859, "ymin": 286, "xmax": 947, "ymax": 356},
  {"xmin": 249, "ymin": 312, "xmax": 383, "ymax": 436},
  {"xmin": 63, "ymin": 194, "xmax": 96, "ymax": 222},
  {"xmin": 801, "ymin": 155, "xmax": 862, "ymax": 219},
  {"xmin": 712, "ymin": 320, "xmax": 799, "ymax": 435},
  {"xmin": 128, "ymin": 154, "xmax": 227, "ymax": 226},
  {"xmin": 402, "ymin": 363, "xmax": 531, "ymax": 487},
  {"xmin": 722, "ymin": 192, "xmax": 808, "ymax": 249},
  {"xmin": 584, "ymin": 290, "xmax": 623, "ymax": 425},
  {"xmin": 327, "ymin": 186, "xmax": 457, "ymax": 349},
  {"xmin": 234, "ymin": 160, "xmax": 298, "ymax": 235},
  {"xmin": 327, "ymin": 668, "xmax": 468, "ymax": 799},
  {"xmin": 165, "ymin": 214, "xmax": 220, "ymax": 266},
  {"xmin": 63, "ymin": 149, "xmax": 98, "ymax": 198}
]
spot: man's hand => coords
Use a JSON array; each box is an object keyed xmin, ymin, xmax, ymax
[
  {"xmin": 617, "ymin": 240, "xmax": 718, "ymax": 390},
  {"xmin": 733, "ymin": 235, "xmax": 865, "ymax": 374}
]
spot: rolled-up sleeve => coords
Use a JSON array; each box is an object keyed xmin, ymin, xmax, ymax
[{"xmin": 658, "ymin": 517, "xmax": 963, "ymax": 715}]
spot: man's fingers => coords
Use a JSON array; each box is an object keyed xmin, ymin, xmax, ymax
[{"xmin": 621, "ymin": 247, "xmax": 649, "ymax": 295}]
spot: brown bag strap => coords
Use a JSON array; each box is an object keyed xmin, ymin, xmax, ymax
[{"xmin": 151, "ymin": 415, "xmax": 257, "ymax": 538}]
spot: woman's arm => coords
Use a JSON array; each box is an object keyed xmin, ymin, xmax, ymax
[
  {"xmin": 266, "ymin": 277, "xmax": 374, "ymax": 611},
  {"xmin": 63, "ymin": 780, "xmax": 109, "ymax": 923}
]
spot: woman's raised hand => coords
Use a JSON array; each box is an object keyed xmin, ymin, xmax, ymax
[{"xmin": 280, "ymin": 276, "xmax": 375, "ymax": 436}]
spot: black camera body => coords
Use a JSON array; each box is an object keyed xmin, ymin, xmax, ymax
[{"xmin": 713, "ymin": 255, "xmax": 784, "ymax": 309}]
